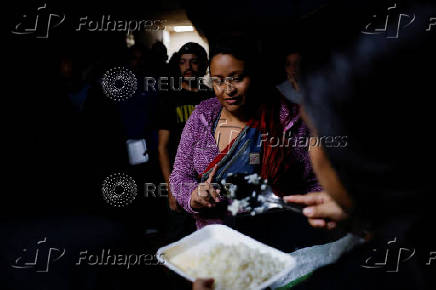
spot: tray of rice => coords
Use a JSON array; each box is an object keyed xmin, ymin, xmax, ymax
[{"xmin": 157, "ymin": 224, "xmax": 296, "ymax": 290}]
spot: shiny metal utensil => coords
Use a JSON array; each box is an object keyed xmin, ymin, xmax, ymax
[
  {"xmin": 256, "ymin": 184, "xmax": 305, "ymax": 214},
  {"xmin": 223, "ymin": 173, "xmax": 305, "ymax": 216}
]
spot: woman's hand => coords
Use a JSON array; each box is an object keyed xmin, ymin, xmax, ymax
[
  {"xmin": 190, "ymin": 166, "xmax": 221, "ymax": 209},
  {"xmin": 287, "ymin": 73, "xmax": 300, "ymax": 91},
  {"xmin": 193, "ymin": 278, "xmax": 214, "ymax": 290},
  {"xmin": 284, "ymin": 191, "xmax": 348, "ymax": 230},
  {"xmin": 168, "ymin": 190, "xmax": 181, "ymax": 212}
]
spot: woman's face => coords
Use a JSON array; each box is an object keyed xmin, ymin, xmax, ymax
[
  {"xmin": 285, "ymin": 53, "xmax": 301, "ymax": 81},
  {"xmin": 210, "ymin": 54, "xmax": 250, "ymax": 114}
]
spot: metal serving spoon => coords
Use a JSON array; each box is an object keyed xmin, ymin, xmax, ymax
[
  {"xmin": 257, "ymin": 185, "xmax": 305, "ymax": 214},
  {"xmin": 222, "ymin": 173, "xmax": 305, "ymax": 216}
]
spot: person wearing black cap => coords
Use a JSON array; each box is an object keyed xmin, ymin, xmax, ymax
[{"xmin": 158, "ymin": 42, "xmax": 213, "ymax": 243}]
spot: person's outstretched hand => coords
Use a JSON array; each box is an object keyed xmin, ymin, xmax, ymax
[
  {"xmin": 284, "ymin": 191, "xmax": 348, "ymax": 230},
  {"xmin": 193, "ymin": 278, "xmax": 214, "ymax": 290}
]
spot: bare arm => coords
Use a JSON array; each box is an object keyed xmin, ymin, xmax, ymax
[
  {"xmin": 158, "ymin": 129, "xmax": 171, "ymax": 184},
  {"xmin": 158, "ymin": 129, "xmax": 178, "ymax": 211}
]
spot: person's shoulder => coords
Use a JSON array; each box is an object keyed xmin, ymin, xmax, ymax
[
  {"xmin": 280, "ymin": 98, "xmax": 300, "ymax": 119},
  {"xmin": 194, "ymin": 97, "xmax": 220, "ymax": 114},
  {"xmin": 187, "ymin": 97, "xmax": 220, "ymax": 126},
  {"xmin": 266, "ymin": 88, "xmax": 301, "ymax": 128}
]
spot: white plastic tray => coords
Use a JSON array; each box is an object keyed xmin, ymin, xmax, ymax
[{"xmin": 157, "ymin": 224, "xmax": 296, "ymax": 289}]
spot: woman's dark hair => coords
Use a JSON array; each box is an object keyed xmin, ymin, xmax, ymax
[
  {"xmin": 209, "ymin": 36, "xmax": 257, "ymax": 78},
  {"xmin": 209, "ymin": 36, "xmax": 267, "ymax": 113},
  {"xmin": 282, "ymin": 44, "xmax": 302, "ymax": 61}
]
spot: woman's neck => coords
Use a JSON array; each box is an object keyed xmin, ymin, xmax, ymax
[{"xmin": 221, "ymin": 107, "xmax": 249, "ymax": 123}]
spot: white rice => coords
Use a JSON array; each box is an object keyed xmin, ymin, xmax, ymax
[{"xmin": 180, "ymin": 243, "xmax": 285, "ymax": 290}]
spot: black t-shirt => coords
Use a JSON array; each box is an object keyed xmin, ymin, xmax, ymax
[{"xmin": 158, "ymin": 86, "xmax": 214, "ymax": 165}]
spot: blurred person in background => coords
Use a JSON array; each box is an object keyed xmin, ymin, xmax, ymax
[
  {"xmin": 158, "ymin": 42, "xmax": 213, "ymax": 243},
  {"xmin": 276, "ymin": 47, "xmax": 303, "ymax": 105},
  {"xmin": 150, "ymin": 41, "xmax": 169, "ymax": 78},
  {"xmin": 81, "ymin": 43, "xmax": 162, "ymax": 231}
]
